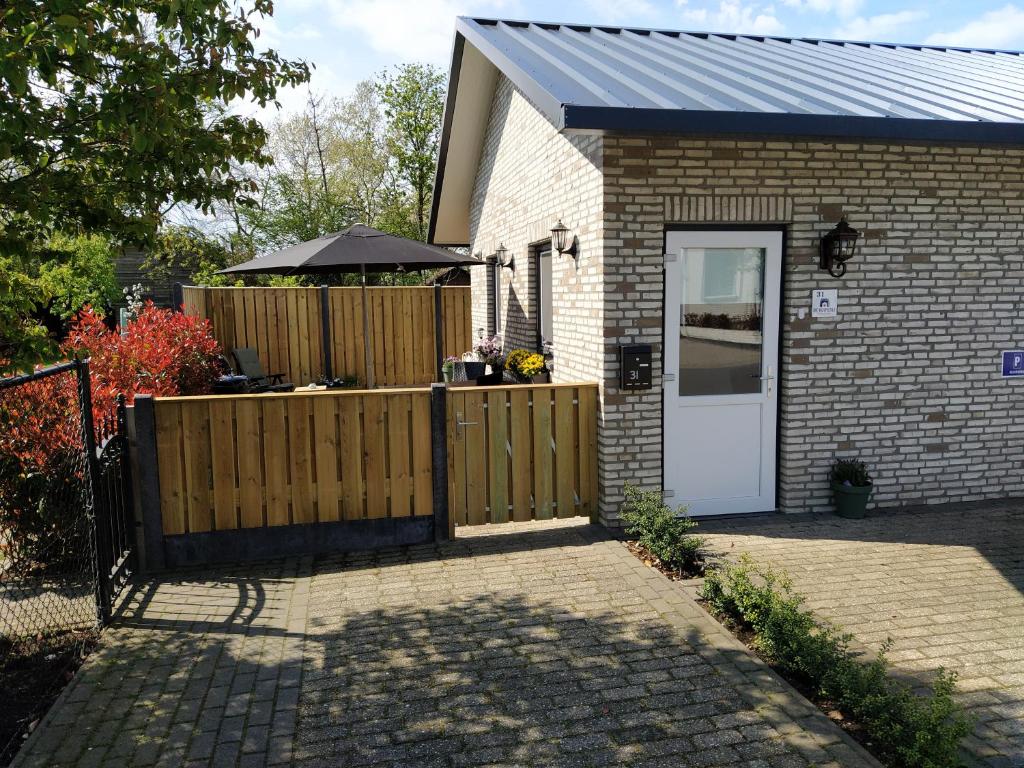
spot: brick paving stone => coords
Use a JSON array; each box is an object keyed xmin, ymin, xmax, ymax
[
  {"xmin": 699, "ymin": 501, "xmax": 1024, "ymax": 768},
  {"xmin": 11, "ymin": 519, "xmax": 878, "ymax": 768}
]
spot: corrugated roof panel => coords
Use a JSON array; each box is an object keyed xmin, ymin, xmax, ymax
[{"xmin": 457, "ymin": 16, "xmax": 1024, "ymax": 137}]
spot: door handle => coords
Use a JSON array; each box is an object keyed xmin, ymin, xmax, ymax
[{"xmin": 455, "ymin": 411, "xmax": 477, "ymax": 438}]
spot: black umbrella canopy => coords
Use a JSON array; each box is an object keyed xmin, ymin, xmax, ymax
[{"xmin": 218, "ymin": 224, "xmax": 482, "ymax": 275}]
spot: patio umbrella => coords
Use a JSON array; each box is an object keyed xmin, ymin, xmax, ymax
[{"xmin": 218, "ymin": 224, "xmax": 482, "ymax": 387}]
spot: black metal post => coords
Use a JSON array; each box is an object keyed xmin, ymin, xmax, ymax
[
  {"xmin": 429, "ymin": 383, "xmax": 450, "ymax": 542},
  {"xmin": 433, "ymin": 283, "xmax": 444, "ymax": 383},
  {"xmin": 75, "ymin": 359, "xmax": 112, "ymax": 624},
  {"xmin": 320, "ymin": 284, "xmax": 333, "ymax": 381},
  {"xmin": 132, "ymin": 395, "xmax": 166, "ymax": 572},
  {"xmin": 171, "ymin": 282, "xmax": 184, "ymax": 312},
  {"xmin": 116, "ymin": 394, "xmax": 137, "ymax": 577}
]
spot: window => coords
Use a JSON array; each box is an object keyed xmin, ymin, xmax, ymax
[{"xmin": 532, "ymin": 242, "xmax": 553, "ymax": 351}]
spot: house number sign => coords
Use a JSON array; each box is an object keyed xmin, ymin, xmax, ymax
[{"xmin": 620, "ymin": 344, "xmax": 652, "ymax": 390}]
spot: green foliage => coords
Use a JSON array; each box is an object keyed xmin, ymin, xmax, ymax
[
  {"xmin": 0, "ymin": 1, "xmax": 308, "ymax": 252},
  {"xmin": 377, "ymin": 63, "xmax": 445, "ymax": 241},
  {"xmin": 37, "ymin": 234, "xmax": 120, "ymax": 318},
  {"xmin": 143, "ymin": 225, "xmax": 240, "ymax": 288},
  {"xmin": 700, "ymin": 556, "xmax": 972, "ymax": 768},
  {"xmin": 0, "ymin": 264, "xmax": 51, "ymax": 371},
  {"xmin": 832, "ymin": 457, "xmax": 872, "ymax": 486},
  {"xmin": 620, "ymin": 485, "xmax": 704, "ymax": 572}
]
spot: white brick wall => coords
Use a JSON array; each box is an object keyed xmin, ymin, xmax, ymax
[
  {"xmin": 469, "ymin": 77, "xmax": 605, "ymax": 384},
  {"xmin": 468, "ymin": 86, "xmax": 1024, "ymax": 525}
]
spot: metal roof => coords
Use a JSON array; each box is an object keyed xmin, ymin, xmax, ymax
[
  {"xmin": 428, "ymin": 17, "xmax": 1024, "ymax": 245},
  {"xmin": 458, "ymin": 17, "xmax": 1024, "ymax": 142}
]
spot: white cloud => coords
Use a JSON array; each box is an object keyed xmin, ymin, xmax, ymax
[
  {"xmin": 779, "ymin": 0, "xmax": 863, "ymax": 19},
  {"xmin": 925, "ymin": 4, "xmax": 1024, "ymax": 48},
  {"xmin": 680, "ymin": 1, "xmax": 785, "ymax": 34},
  {"xmin": 584, "ymin": 0, "xmax": 657, "ymax": 23},
  {"xmin": 834, "ymin": 10, "xmax": 927, "ymax": 42},
  {"xmin": 323, "ymin": 0, "xmax": 522, "ymax": 65}
]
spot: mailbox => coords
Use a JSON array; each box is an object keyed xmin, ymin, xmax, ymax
[{"xmin": 620, "ymin": 344, "xmax": 652, "ymax": 390}]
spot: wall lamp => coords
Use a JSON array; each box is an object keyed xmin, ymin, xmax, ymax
[
  {"xmin": 494, "ymin": 242, "xmax": 514, "ymax": 271},
  {"xmin": 551, "ymin": 219, "xmax": 579, "ymax": 262},
  {"xmin": 819, "ymin": 217, "xmax": 860, "ymax": 278}
]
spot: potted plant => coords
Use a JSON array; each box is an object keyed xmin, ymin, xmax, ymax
[
  {"xmin": 473, "ymin": 335, "xmax": 505, "ymax": 384},
  {"xmin": 442, "ymin": 356, "xmax": 459, "ymax": 383},
  {"xmin": 830, "ymin": 458, "xmax": 873, "ymax": 519},
  {"xmin": 505, "ymin": 348, "xmax": 548, "ymax": 383}
]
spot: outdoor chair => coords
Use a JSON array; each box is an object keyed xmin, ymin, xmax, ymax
[{"xmin": 231, "ymin": 348, "xmax": 295, "ymax": 393}]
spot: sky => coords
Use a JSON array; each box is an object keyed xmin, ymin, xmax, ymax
[{"xmin": 251, "ymin": 0, "xmax": 1024, "ymax": 120}]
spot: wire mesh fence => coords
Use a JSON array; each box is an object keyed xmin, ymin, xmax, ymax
[{"xmin": 0, "ymin": 362, "xmax": 100, "ymax": 765}]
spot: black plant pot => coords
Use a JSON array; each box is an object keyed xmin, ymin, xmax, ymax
[
  {"xmin": 476, "ymin": 369, "xmax": 504, "ymax": 385},
  {"xmin": 831, "ymin": 481, "xmax": 872, "ymax": 519},
  {"xmin": 456, "ymin": 361, "xmax": 485, "ymax": 380}
]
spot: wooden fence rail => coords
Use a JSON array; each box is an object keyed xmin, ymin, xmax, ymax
[
  {"xmin": 181, "ymin": 285, "xmax": 472, "ymax": 387},
  {"xmin": 153, "ymin": 388, "xmax": 434, "ymax": 536},
  {"xmin": 447, "ymin": 384, "xmax": 598, "ymax": 527}
]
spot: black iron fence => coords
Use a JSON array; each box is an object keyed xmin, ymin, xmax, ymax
[{"xmin": 0, "ymin": 360, "xmax": 135, "ymax": 764}]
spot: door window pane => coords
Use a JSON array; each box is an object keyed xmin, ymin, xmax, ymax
[{"xmin": 679, "ymin": 247, "xmax": 764, "ymax": 396}]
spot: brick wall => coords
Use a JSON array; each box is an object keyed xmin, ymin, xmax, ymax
[
  {"xmin": 468, "ymin": 83, "xmax": 1024, "ymax": 525},
  {"xmin": 603, "ymin": 136, "xmax": 1024, "ymax": 521},
  {"xmin": 469, "ymin": 76, "xmax": 605, "ymax": 383}
]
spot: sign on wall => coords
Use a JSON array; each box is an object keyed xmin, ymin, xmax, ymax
[
  {"xmin": 811, "ymin": 289, "xmax": 838, "ymax": 319},
  {"xmin": 1002, "ymin": 350, "xmax": 1024, "ymax": 378}
]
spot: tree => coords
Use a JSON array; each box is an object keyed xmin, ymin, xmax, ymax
[
  {"xmin": 0, "ymin": 2, "xmax": 308, "ymax": 253},
  {"xmin": 0, "ymin": 1, "xmax": 308, "ymax": 369},
  {"xmin": 377, "ymin": 64, "xmax": 445, "ymax": 241},
  {"xmin": 36, "ymin": 233, "xmax": 121, "ymax": 319}
]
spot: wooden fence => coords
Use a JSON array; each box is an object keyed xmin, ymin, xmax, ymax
[
  {"xmin": 137, "ymin": 382, "xmax": 599, "ymax": 568},
  {"xmin": 181, "ymin": 285, "xmax": 472, "ymax": 387},
  {"xmin": 152, "ymin": 388, "xmax": 434, "ymax": 535},
  {"xmin": 448, "ymin": 384, "xmax": 598, "ymax": 527}
]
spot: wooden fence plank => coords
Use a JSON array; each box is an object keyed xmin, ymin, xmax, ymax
[
  {"xmin": 155, "ymin": 403, "xmax": 185, "ymax": 535},
  {"xmin": 532, "ymin": 389, "xmax": 553, "ymax": 520},
  {"xmin": 448, "ymin": 391, "xmax": 467, "ymax": 526},
  {"xmin": 313, "ymin": 396, "xmax": 340, "ymax": 522},
  {"xmin": 463, "ymin": 391, "xmax": 487, "ymax": 525},
  {"xmin": 235, "ymin": 399, "xmax": 264, "ymax": 529},
  {"xmin": 411, "ymin": 393, "xmax": 432, "ymax": 517},
  {"xmin": 509, "ymin": 389, "xmax": 531, "ymax": 522},
  {"xmin": 287, "ymin": 397, "xmax": 315, "ymax": 524},
  {"xmin": 554, "ymin": 388, "xmax": 576, "ymax": 518},
  {"xmin": 208, "ymin": 399, "xmax": 237, "ymax": 531},
  {"xmin": 262, "ymin": 398, "xmax": 289, "ymax": 526},
  {"xmin": 487, "ymin": 390, "xmax": 509, "ymax": 524},
  {"xmin": 387, "ymin": 394, "xmax": 411, "ymax": 518},
  {"xmin": 339, "ymin": 396, "xmax": 364, "ymax": 520},
  {"xmin": 362, "ymin": 394, "xmax": 387, "ymax": 518},
  {"xmin": 181, "ymin": 401, "xmax": 212, "ymax": 533}
]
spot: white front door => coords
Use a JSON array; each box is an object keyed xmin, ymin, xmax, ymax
[{"xmin": 663, "ymin": 229, "xmax": 782, "ymax": 516}]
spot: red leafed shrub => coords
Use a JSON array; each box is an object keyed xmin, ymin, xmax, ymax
[
  {"xmin": 64, "ymin": 302, "xmax": 221, "ymax": 415},
  {"xmin": 0, "ymin": 305, "xmax": 220, "ymax": 571}
]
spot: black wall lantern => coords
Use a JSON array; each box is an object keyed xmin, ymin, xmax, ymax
[
  {"xmin": 495, "ymin": 242, "xmax": 514, "ymax": 271},
  {"xmin": 551, "ymin": 219, "xmax": 579, "ymax": 262},
  {"xmin": 819, "ymin": 217, "xmax": 860, "ymax": 278}
]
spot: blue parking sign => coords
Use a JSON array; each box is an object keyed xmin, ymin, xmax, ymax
[{"xmin": 1003, "ymin": 351, "xmax": 1024, "ymax": 377}]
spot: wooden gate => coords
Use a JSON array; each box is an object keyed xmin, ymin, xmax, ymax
[{"xmin": 447, "ymin": 383, "xmax": 598, "ymax": 526}]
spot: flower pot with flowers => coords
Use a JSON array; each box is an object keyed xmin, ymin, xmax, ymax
[
  {"xmin": 442, "ymin": 356, "xmax": 460, "ymax": 383},
  {"xmin": 830, "ymin": 457, "xmax": 873, "ymax": 519},
  {"xmin": 473, "ymin": 335, "xmax": 505, "ymax": 384},
  {"xmin": 505, "ymin": 349, "xmax": 548, "ymax": 383}
]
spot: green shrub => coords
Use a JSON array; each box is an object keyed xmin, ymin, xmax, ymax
[
  {"xmin": 701, "ymin": 556, "xmax": 972, "ymax": 768},
  {"xmin": 620, "ymin": 485, "xmax": 704, "ymax": 572},
  {"xmin": 831, "ymin": 457, "xmax": 872, "ymax": 486}
]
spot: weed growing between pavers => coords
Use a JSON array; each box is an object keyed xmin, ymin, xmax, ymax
[
  {"xmin": 621, "ymin": 485, "xmax": 706, "ymax": 579},
  {"xmin": 700, "ymin": 554, "xmax": 973, "ymax": 768}
]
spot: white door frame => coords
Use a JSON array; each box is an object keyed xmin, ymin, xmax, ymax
[{"xmin": 662, "ymin": 228, "xmax": 782, "ymax": 516}]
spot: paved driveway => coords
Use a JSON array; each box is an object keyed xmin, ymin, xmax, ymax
[
  {"xmin": 12, "ymin": 519, "xmax": 874, "ymax": 768},
  {"xmin": 699, "ymin": 501, "xmax": 1024, "ymax": 768}
]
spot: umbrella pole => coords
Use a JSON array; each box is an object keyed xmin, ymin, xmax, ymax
[{"xmin": 361, "ymin": 264, "xmax": 375, "ymax": 388}]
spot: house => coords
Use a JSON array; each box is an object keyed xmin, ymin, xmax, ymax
[{"xmin": 428, "ymin": 17, "xmax": 1024, "ymax": 524}]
